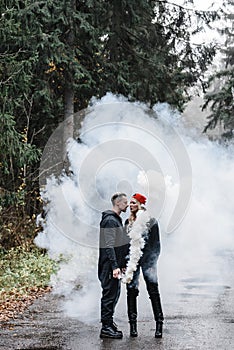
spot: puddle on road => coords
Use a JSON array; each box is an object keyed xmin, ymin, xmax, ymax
[
  {"xmin": 223, "ymin": 318, "xmax": 234, "ymax": 323},
  {"xmin": 18, "ymin": 348, "xmax": 61, "ymax": 350}
]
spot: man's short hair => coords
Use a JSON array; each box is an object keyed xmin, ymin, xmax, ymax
[{"xmin": 111, "ymin": 192, "xmax": 127, "ymax": 205}]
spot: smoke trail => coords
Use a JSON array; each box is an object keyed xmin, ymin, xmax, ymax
[{"xmin": 35, "ymin": 93, "xmax": 234, "ymax": 322}]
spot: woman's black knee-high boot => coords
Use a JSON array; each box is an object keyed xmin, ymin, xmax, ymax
[
  {"xmin": 149, "ymin": 292, "xmax": 164, "ymax": 338},
  {"xmin": 127, "ymin": 289, "xmax": 139, "ymax": 337},
  {"xmin": 155, "ymin": 321, "xmax": 163, "ymax": 338}
]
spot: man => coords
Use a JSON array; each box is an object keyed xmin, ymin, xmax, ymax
[{"xmin": 98, "ymin": 192, "xmax": 129, "ymax": 339}]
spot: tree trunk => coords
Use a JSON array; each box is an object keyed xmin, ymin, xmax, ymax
[
  {"xmin": 63, "ymin": 83, "xmax": 74, "ymax": 168},
  {"xmin": 63, "ymin": 0, "xmax": 75, "ymax": 169}
]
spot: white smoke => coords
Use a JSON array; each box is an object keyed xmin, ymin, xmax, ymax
[{"xmin": 35, "ymin": 93, "xmax": 234, "ymax": 322}]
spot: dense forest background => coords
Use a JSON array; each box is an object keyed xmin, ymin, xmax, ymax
[{"xmin": 0, "ymin": 0, "xmax": 233, "ymax": 250}]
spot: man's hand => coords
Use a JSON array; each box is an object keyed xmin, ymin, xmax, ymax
[{"xmin": 113, "ymin": 268, "xmax": 121, "ymax": 279}]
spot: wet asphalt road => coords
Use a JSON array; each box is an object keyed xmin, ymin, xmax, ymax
[{"xmin": 1, "ymin": 257, "xmax": 234, "ymax": 350}]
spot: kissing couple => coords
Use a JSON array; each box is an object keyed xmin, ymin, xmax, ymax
[{"xmin": 98, "ymin": 192, "xmax": 164, "ymax": 339}]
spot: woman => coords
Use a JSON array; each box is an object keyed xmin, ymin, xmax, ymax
[{"xmin": 122, "ymin": 193, "xmax": 164, "ymax": 338}]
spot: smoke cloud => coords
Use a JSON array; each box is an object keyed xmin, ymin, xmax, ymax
[{"xmin": 35, "ymin": 93, "xmax": 234, "ymax": 322}]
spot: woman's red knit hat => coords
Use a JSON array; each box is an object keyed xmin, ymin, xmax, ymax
[{"xmin": 132, "ymin": 193, "xmax": 147, "ymax": 205}]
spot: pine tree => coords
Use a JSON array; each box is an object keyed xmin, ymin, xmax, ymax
[
  {"xmin": 203, "ymin": 0, "xmax": 234, "ymax": 138},
  {"xmin": 0, "ymin": 0, "xmax": 221, "ymax": 228},
  {"xmin": 97, "ymin": 0, "xmax": 219, "ymax": 109},
  {"xmin": 0, "ymin": 0, "xmax": 102, "ymax": 194},
  {"xmin": 0, "ymin": 1, "xmax": 43, "ymax": 204}
]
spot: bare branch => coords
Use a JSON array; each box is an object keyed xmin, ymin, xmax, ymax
[
  {"xmin": 157, "ymin": 0, "xmax": 219, "ymax": 14},
  {"xmin": 30, "ymin": 125, "xmax": 46, "ymax": 144},
  {"xmin": 0, "ymin": 67, "xmax": 23, "ymax": 86},
  {"xmin": 0, "ymin": 48, "xmax": 27, "ymax": 58}
]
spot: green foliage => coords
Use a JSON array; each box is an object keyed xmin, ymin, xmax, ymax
[
  {"xmin": 203, "ymin": 0, "xmax": 234, "ymax": 137},
  {"xmin": 0, "ymin": 0, "xmax": 222, "ymax": 250},
  {"xmin": 0, "ymin": 112, "xmax": 41, "ymax": 218},
  {"xmin": 0, "ymin": 246, "xmax": 58, "ymax": 293},
  {"xmin": 1, "ymin": 0, "xmax": 220, "ymax": 121},
  {"xmin": 96, "ymin": 0, "xmax": 218, "ymax": 109},
  {"xmin": 0, "ymin": 213, "xmax": 38, "ymax": 249},
  {"xmin": 203, "ymin": 69, "xmax": 234, "ymax": 136},
  {"xmin": 0, "ymin": 113, "xmax": 41, "ymax": 178}
]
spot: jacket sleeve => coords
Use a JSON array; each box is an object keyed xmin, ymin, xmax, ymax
[
  {"xmin": 124, "ymin": 220, "xmax": 130, "ymax": 265},
  {"xmin": 102, "ymin": 220, "xmax": 119, "ymax": 270},
  {"xmin": 150, "ymin": 221, "xmax": 161, "ymax": 257},
  {"xmin": 143, "ymin": 220, "xmax": 161, "ymax": 265}
]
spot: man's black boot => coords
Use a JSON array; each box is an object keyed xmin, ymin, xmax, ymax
[
  {"xmin": 100, "ymin": 323, "xmax": 123, "ymax": 339},
  {"xmin": 111, "ymin": 322, "xmax": 122, "ymax": 333},
  {"xmin": 130, "ymin": 322, "xmax": 138, "ymax": 337},
  {"xmin": 155, "ymin": 321, "xmax": 163, "ymax": 338}
]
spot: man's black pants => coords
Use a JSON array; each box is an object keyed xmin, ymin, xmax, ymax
[{"xmin": 99, "ymin": 268, "xmax": 121, "ymax": 324}]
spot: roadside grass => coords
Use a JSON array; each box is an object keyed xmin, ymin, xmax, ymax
[{"xmin": 0, "ymin": 246, "xmax": 58, "ymax": 321}]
